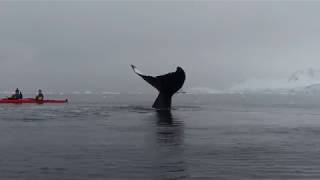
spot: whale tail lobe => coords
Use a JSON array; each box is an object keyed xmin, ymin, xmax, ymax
[{"xmin": 131, "ymin": 65, "xmax": 186, "ymax": 110}]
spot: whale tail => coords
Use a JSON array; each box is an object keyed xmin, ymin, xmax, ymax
[{"xmin": 131, "ymin": 65, "xmax": 186, "ymax": 110}]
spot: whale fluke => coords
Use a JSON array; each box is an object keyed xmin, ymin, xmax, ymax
[{"xmin": 131, "ymin": 65, "xmax": 186, "ymax": 110}]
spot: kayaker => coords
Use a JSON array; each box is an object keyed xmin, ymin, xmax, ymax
[
  {"xmin": 35, "ymin": 89, "xmax": 44, "ymax": 101},
  {"xmin": 10, "ymin": 88, "xmax": 21, "ymax": 99},
  {"xmin": 19, "ymin": 92, "xmax": 23, "ymax": 99}
]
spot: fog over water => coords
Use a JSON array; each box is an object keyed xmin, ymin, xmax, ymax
[
  {"xmin": 3, "ymin": 2, "xmax": 320, "ymax": 179},
  {"xmin": 1, "ymin": 2, "xmax": 320, "ymax": 93}
]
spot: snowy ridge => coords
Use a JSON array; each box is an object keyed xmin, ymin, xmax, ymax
[
  {"xmin": 229, "ymin": 68, "xmax": 320, "ymax": 95},
  {"xmin": 185, "ymin": 87, "xmax": 223, "ymax": 94}
]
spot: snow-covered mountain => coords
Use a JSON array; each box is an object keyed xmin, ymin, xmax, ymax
[
  {"xmin": 288, "ymin": 68, "xmax": 320, "ymax": 84},
  {"xmin": 185, "ymin": 87, "xmax": 223, "ymax": 94},
  {"xmin": 229, "ymin": 68, "xmax": 320, "ymax": 95}
]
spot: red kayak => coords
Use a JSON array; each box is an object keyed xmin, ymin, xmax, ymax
[{"xmin": 0, "ymin": 98, "xmax": 68, "ymax": 104}]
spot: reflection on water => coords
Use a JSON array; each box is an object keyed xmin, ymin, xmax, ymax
[
  {"xmin": 156, "ymin": 110, "xmax": 174, "ymax": 125},
  {"xmin": 155, "ymin": 111, "xmax": 184, "ymax": 145},
  {"xmin": 150, "ymin": 111, "xmax": 188, "ymax": 179}
]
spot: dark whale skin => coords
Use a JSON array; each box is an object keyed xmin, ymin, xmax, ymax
[{"xmin": 131, "ymin": 65, "xmax": 186, "ymax": 110}]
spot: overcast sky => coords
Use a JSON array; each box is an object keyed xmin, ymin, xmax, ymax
[{"xmin": 1, "ymin": 1, "xmax": 320, "ymax": 93}]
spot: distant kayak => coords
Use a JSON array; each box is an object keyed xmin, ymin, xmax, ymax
[{"xmin": 0, "ymin": 98, "xmax": 68, "ymax": 104}]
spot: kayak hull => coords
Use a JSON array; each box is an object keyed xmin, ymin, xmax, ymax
[{"xmin": 0, "ymin": 98, "xmax": 68, "ymax": 104}]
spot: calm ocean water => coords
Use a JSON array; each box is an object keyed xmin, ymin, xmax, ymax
[{"xmin": 1, "ymin": 94, "xmax": 320, "ymax": 179}]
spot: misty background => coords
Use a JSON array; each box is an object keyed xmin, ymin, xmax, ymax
[{"xmin": 1, "ymin": 1, "xmax": 320, "ymax": 93}]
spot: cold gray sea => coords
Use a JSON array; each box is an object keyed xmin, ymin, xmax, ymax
[{"xmin": 1, "ymin": 94, "xmax": 320, "ymax": 180}]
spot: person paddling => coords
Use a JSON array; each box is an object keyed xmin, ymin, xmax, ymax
[
  {"xmin": 35, "ymin": 89, "xmax": 44, "ymax": 101},
  {"xmin": 10, "ymin": 88, "xmax": 22, "ymax": 99},
  {"xmin": 19, "ymin": 92, "xmax": 23, "ymax": 99}
]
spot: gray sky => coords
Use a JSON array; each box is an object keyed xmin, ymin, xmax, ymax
[{"xmin": 1, "ymin": 1, "xmax": 320, "ymax": 93}]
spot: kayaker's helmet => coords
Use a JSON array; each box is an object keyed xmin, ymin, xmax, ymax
[{"xmin": 38, "ymin": 89, "xmax": 42, "ymax": 93}]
